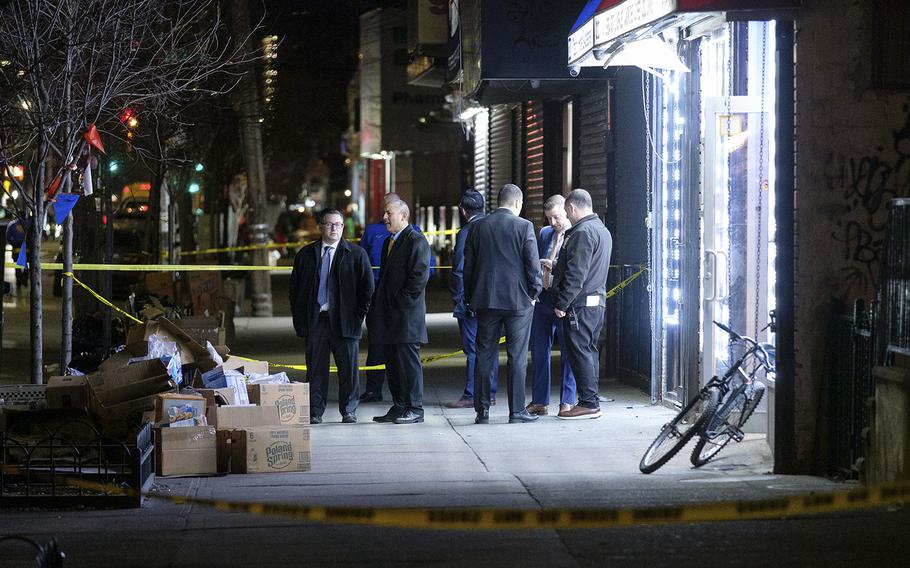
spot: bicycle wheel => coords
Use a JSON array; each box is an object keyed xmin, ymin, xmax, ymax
[
  {"xmin": 639, "ymin": 387, "xmax": 719, "ymax": 474},
  {"xmin": 691, "ymin": 382, "xmax": 765, "ymax": 467}
]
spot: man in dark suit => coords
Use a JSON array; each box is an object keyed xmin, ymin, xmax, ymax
[
  {"xmin": 552, "ymin": 189, "xmax": 613, "ymax": 420},
  {"xmin": 289, "ymin": 209, "xmax": 374, "ymax": 424},
  {"xmin": 464, "ymin": 183, "xmax": 542, "ymax": 424},
  {"xmin": 527, "ymin": 195, "xmax": 577, "ymax": 416},
  {"xmin": 367, "ymin": 198, "xmax": 432, "ymax": 425},
  {"xmin": 446, "ymin": 188, "xmax": 499, "ymax": 408},
  {"xmin": 358, "ymin": 193, "xmax": 436, "ymax": 403}
]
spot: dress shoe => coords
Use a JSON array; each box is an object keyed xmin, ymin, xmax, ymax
[
  {"xmin": 525, "ymin": 403, "xmax": 548, "ymax": 416},
  {"xmin": 508, "ymin": 409, "xmax": 540, "ymax": 423},
  {"xmin": 372, "ymin": 408, "xmax": 403, "ymax": 423},
  {"xmin": 359, "ymin": 391, "xmax": 382, "ymax": 403},
  {"xmin": 475, "ymin": 410, "xmax": 489, "ymax": 424},
  {"xmin": 394, "ymin": 410, "xmax": 424, "ymax": 424},
  {"xmin": 310, "ymin": 415, "xmax": 323, "ymax": 424},
  {"xmin": 342, "ymin": 413, "xmax": 357, "ymax": 424},
  {"xmin": 445, "ymin": 397, "xmax": 474, "ymax": 409},
  {"xmin": 557, "ymin": 405, "xmax": 602, "ymax": 420},
  {"xmin": 491, "ymin": 396, "xmax": 497, "ymax": 406},
  {"xmin": 559, "ymin": 403, "xmax": 575, "ymax": 414}
]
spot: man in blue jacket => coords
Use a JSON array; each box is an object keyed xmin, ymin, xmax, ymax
[{"xmin": 445, "ymin": 189, "xmax": 498, "ymax": 408}]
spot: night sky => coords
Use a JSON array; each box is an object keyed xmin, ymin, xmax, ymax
[{"xmin": 263, "ymin": 0, "xmax": 406, "ymax": 201}]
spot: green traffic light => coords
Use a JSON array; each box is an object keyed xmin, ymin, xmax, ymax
[
  {"xmin": 194, "ymin": 163, "xmax": 204, "ymax": 172},
  {"xmin": 109, "ymin": 161, "xmax": 119, "ymax": 173},
  {"xmin": 188, "ymin": 182, "xmax": 200, "ymax": 194}
]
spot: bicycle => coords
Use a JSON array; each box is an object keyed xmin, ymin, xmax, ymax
[{"xmin": 639, "ymin": 313, "xmax": 776, "ymax": 474}]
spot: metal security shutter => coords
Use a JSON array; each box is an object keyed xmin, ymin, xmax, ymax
[
  {"xmin": 473, "ymin": 108, "xmax": 489, "ymax": 197},
  {"xmin": 488, "ymin": 104, "xmax": 513, "ymax": 211},
  {"xmin": 523, "ymin": 100, "xmax": 545, "ymax": 225},
  {"xmin": 578, "ymin": 88, "xmax": 610, "ymax": 215}
]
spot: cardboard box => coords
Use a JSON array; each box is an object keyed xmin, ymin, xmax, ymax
[
  {"xmin": 86, "ymin": 359, "xmax": 176, "ymax": 425},
  {"xmin": 155, "ymin": 393, "xmax": 206, "ymax": 425},
  {"xmin": 188, "ymin": 272, "xmax": 222, "ymax": 314},
  {"xmin": 176, "ymin": 316, "xmax": 225, "ymax": 347},
  {"xmin": 247, "ymin": 383, "xmax": 310, "ymax": 426},
  {"xmin": 208, "ymin": 404, "xmax": 280, "ymax": 430},
  {"xmin": 221, "ymin": 427, "xmax": 311, "ymax": 474},
  {"xmin": 155, "ymin": 426, "xmax": 218, "ymax": 476},
  {"xmin": 126, "ymin": 318, "xmax": 211, "ymax": 366},
  {"xmin": 145, "ymin": 272, "xmax": 177, "ymax": 303},
  {"xmin": 196, "ymin": 387, "xmax": 239, "ymax": 408},
  {"xmin": 45, "ymin": 376, "xmax": 88, "ymax": 410}
]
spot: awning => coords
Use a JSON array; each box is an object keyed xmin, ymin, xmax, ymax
[{"xmin": 567, "ymin": 0, "xmax": 800, "ymax": 74}]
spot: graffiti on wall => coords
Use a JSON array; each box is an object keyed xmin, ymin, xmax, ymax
[{"xmin": 824, "ymin": 102, "xmax": 910, "ymax": 297}]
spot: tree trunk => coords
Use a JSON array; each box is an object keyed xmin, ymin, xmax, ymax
[
  {"xmin": 231, "ymin": 0, "xmax": 272, "ymax": 317},
  {"xmin": 29, "ymin": 145, "xmax": 47, "ymax": 384}
]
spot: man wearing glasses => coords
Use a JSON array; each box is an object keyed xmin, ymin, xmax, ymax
[{"xmin": 290, "ymin": 209, "xmax": 374, "ymax": 424}]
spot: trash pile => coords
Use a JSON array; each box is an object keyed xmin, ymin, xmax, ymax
[{"xmin": 1, "ymin": 311, "xmax": 310, "ymax": 492}]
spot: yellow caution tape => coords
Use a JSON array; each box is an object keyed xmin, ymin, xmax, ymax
[
  {"xmin": 234, "ymin": 337, "xmax": 507, "ymax": 373},
  {"xmin": 5, "ymin": 262, "xmax": 288, "ymax": 272},
  {"xmin": 63, "ymin": 272, "xmax": 142, "ymax": 324},
  {"xmin": 2, "ymin": 463, "xmax": 906, "ymax": 530},
  {"xmin": 605, "ymin": 265, "xmax": 648, "ymax": 300}
]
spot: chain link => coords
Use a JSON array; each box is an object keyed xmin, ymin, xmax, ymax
[
  {"xmin": 642, "ymin": 70, "xmax": 655, "ymax": 341},
  {"xmin": 754, "ymin": 24, "xmax": 768, "ymax": 340}
]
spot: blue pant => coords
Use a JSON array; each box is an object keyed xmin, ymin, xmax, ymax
[
  {"xmin": 457, "ymin": 316, "xmax": 497, "ymax": 399},
  {"xmin": 530, "ymin": 295, "xmax": 577, "ymax": 405}
]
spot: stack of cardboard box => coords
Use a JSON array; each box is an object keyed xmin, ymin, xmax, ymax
[{"xmin": 39, "ymin": 315, "xmax": 312, "ymax": 478}]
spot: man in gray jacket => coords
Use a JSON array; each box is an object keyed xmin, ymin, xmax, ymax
[{"xmin": 552, "ymin": 189, "xmax": 613, "ymax": 420}]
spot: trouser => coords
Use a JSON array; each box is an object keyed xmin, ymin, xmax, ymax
[
  {"xmin": 383, "ymin": 343, "xmax": 424, "ymax": 416},
  {"xmin": 306, "ymin": 314, "xmax": 360, "ymax": 417},
  {"xmin": 363, "ymin": 341, "xmax": 386, "ymax": 396},
  {"xmin": 457, "ymin": 315, "xmax": 498, "ymax": 398},
  {"xmin": 561, "ymin": 305, "xmax": 605, "ymax": 409},
  {"xmin": 474, "ymin": 307, "xmax": 533, "ymax": 414},
  {"xmin": 529, "ymin": 295, "xmax": 576, "ymax": 405}
]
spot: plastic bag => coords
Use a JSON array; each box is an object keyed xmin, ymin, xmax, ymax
[{"xmin": 246, "ymin": 372, "xmax": 290, "ymax": 385}]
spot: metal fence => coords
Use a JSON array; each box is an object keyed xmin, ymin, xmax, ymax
[{"xmin": 828, "ymin": 198, "xmax": 910, "ymax": 478}]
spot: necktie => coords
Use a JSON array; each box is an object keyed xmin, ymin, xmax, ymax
[
  {"xmin": 543, "ymin": 233, "xmax": 560, "ymax": 289},
  {"xmin": 317, "ymin": 245, "xmax": 331, "ymax": 307},
  {"xmin": 386, "ymin": 237, "xmax": 394, "ymax": 256}
]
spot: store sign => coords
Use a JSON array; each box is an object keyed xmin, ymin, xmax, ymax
[
  {"xmin": 593, "ymin": 0, "xmax": 677, "ymax": 45},
  {"xmin": 568, "ymin": 19, "xmax": 594, "ymax": 64}
]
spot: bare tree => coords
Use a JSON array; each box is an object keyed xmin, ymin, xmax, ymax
[{"xmin": 0, "ymin": 0, "xmax": 253, "ymax": 383}]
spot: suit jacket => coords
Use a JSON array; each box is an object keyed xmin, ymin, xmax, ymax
[
  {"xmin": 450, "ymin": 213, "xmax": 484, "ymax": 319},
  {"xmin": 552, "ymin": 213, "xmax": 613, "ymax": 311},
  {"xmin": 464, "ymin": 208, "xmax": 542, "ymax": 312},
  {"xmin": 366, "ymin": 225, "xmax": 431, "ymax": 344},
  {"xmin": 289, "ymin": 238, "xmax": 374, "ymax": 340},
  {"xmin": 537, "ymin": 225, "xmax": 566, "ymax": 306},
  {"xmin": 359, "ymin": 222, "xmax": 435, "ymax": 284}
]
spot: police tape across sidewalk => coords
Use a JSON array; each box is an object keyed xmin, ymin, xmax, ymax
[
  {"xmin": 50, "ymin": 267, "xmax": 646, "ymax": 373},
  {"xmin": 1, "ymin": 463, "xmax": 907, "ymax": 530}
]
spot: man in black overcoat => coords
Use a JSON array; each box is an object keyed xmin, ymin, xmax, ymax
[
  {"xmin": 464, "ymin": 183, "xmax": 542, "ymax": 424},
  {"xmin": 366, "ymin": 198, "xmax": 432, "ymax": 424},
  {"xmin": 290, "ymin": 209, "xmax": 374, "ymax": 424}
]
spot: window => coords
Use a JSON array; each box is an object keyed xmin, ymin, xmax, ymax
[{"xmin": 872, "ymin": 0, "xmax": 910, "ymax": 88}]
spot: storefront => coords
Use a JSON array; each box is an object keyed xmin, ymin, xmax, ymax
[{"xmin": 568, "ymin": 0, "xmax": 799, "ymax": 442}]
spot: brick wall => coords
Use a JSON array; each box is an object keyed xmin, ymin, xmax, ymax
[{"xmin": 795, "ymin": 0, "xmax": 910, "ymax": 472}]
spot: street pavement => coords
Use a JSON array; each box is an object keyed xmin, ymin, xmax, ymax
[{"xmin": 2, "ymin": 272, "xmax": 909, "ymax": 566}]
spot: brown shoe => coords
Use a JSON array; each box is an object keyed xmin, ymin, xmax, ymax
[
  {"xmin": 445, "ymin": 397, "xmax": 474, "ymax": 409},
  {"xmin": 556, "ymin": 405, "xmax": 602, "ymax": 420},
  {"xmin": 525, "ymin": 403, "xmax": 548, "ymax": 416},
  {"xmin": 559, "ymin": 403, "xmax": 574, "ymax": 414}
]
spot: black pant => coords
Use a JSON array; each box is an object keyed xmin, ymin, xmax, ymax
[
  {"xmin": 561, "ymin": 305, "xmax": 605, "ymax": 409},
  {"xmin": 306, "ymin": 313, "xmax": 360, "ymax": 417},
  {"xmin": 363, "ymin": 341, "xmax": 386, "ymax": 396},
  {"xmin": 383, "ymin": 343, "xmax": 424, "ymax": 417},
  {"xmin": 474, "ymin": 307, "xmax": 533, "ymax": 414}
]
